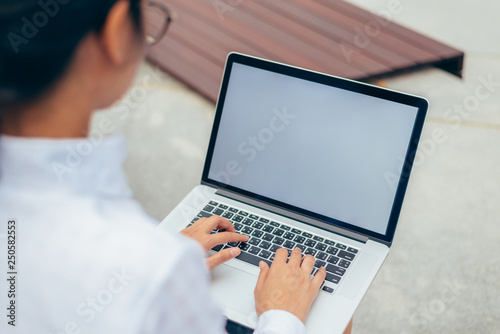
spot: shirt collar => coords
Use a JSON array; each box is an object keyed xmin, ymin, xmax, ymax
[{"xmin": 0, "ymin": 134, "xmax": 133, "ymax": 196}]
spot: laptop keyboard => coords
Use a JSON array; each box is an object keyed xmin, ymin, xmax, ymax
[{"xmin": 187, "ymin": 200, "xmax": 359, "ymax": 294}]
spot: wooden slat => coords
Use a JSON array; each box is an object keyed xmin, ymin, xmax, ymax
[
  {"xmin": 315, "ymin": 0, "xmax": 464, "ymax": 75},
  {"xmin": 242, "ymin": 0, "xmax": 391, "ymax": 76},
  {"xmin": 147, "ymin": 0, "xmax": 464, "ymax": 102},
  {"xmin": 259, "ymin": 0, "xmax": 411, "ymax": 69}
]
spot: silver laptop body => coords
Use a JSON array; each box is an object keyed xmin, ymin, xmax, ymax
[{"xmin": 159, "ymin": 53, "xmax": 428, "ymax": 333}]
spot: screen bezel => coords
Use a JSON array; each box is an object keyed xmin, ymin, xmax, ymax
[{"xmin": 202, "ymin": 53, "xmax": 428, "ymax": 245}]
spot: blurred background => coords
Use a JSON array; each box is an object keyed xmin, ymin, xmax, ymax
[{"xmin": 92, "ymin": 0, "xmax": 499, "ymax": 332}]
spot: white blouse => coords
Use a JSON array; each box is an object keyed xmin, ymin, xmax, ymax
[{"xmin": 0, "ymin": 134, "xmax": 304, "ymax": 334}]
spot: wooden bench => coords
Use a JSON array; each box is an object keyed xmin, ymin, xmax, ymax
[{"xmin": 147, "ymin": 0, "xmax": 464, "ymax": 103}]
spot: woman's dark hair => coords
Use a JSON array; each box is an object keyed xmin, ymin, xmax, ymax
[{"xmin": 0, "ymin": 0, "xmax": 142, "ymax": 113}]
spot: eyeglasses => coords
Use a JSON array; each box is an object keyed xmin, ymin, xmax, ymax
[{"xmin": 143, "ymin": 1, "xmax": 173, "ymax": 46}]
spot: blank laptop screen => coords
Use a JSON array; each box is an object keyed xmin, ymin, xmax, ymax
[{"xmin": 208, "ymin": 63, "xmax": 419, "ymax": 235}]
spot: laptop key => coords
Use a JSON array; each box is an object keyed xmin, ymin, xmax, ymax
[
  {"xmin": 325, "ymin": 272, "xmax": 341, "ymax": 284},
  {"xmin": 339, "ymin": 259, "xmax": 351, "ymax": 269},
  {"xmin": 270, "ymin": 245, "xmax": 280, "ymax": 252},
  {"xmin": 248, "ymin": 238, "xmax": 260, "ymax": 246},
  {"xmin": 294, "ymin": 235, "xmax": 306, "ymax": 244},
  {"xmin": 326, "ymin": 246, "xmax": 339, "ymax": 255},
  {"xmin": 259, "ymin": 250, "xmax": 272, "ymax": 259},
  {"xmin": 242, "ymin": 218, "xmax": 254, "ymax": 226},
  {"xmin": 313, "ymin": 236, "xmax": 324, "ymax": 242},
  {"xmin": 239, "ymin": 211, "xmax": 249, "ymax": 216},
  {"xmin": 229, "ymin": 207, "xmax": 239, "ymax": 213},
  {"xmin": 302, "ymin": 232, "xmax": 312, "ymax": 238},
  {"xmin": 270, "ymin": 221, "xmax": 280, "ymax": 227},
  {"xmin": 291, "ymin": 228, "xmax": 302, "ymax": 234},
  {"xmin": 249, "ymin": 246, "xmax": 261, "ymax": 255},
  {"xmin": 260, "ymin": 241, "xmax": 271, "ymax": 250},
  {"xmin": 295, "ymin": 244, "xmax": 306, "ymax": 252},
  {"xmin": 322, "ymin": 285, "xmax": 334, "ymax": 293},
  {"xmin": 347, "ymin": 247, "xmax": 358, "ymax": 254},
  {"xmin": 324, "ymin": 240, "xmax": 335, "ymax": 246},
  {"xmin": 280, "ymin": 225, "xmax": 291, "ymax": 231},
  {"xmin": 315, "ymin": 243, "xmax": 327, "ymax": 251},
  {"xmin": 262, "ymin": 233, "xmax": 274, "ymax": 241},
  {"xmin": 326, "ymin": 264, "xmax": 346, "ymax": 276},
  {"xmin": 327, "ymin": 255, "xmax": 339, "ymax": 265},
  {"xmin": 283, "ymin": 240, "xmax": 295, "ymax": 249},
  {"xmin": 203, "ymin": 205, "xmax": 215, "ymax": 212},
  {"xmin": 262, "ymin": 225, "xmax": 274, "ymax": 232},
  {"xmin": 197, "ymin": 211, "xmax": 212, "ymax": 218},
  {"xmin": 242, "ymin": 226, "xmax": 253, "ymax": 235},
  {"xmin": 236, "ymin": 251, "xmax": 272, "ymax": 267},
  {"xmin": 272, "ymin": 237, "xmax": 284, "ymax": 245},
  {"xmin": 233, "ymin": 215, "xmax": 244, "ymax": 222},
  {"xmin": 238, "ymin": 242, "xmax": 250, "ymax": 251},
  {"xmin": 317, "ymin": 252, "xmax": 328, "ymax": 261},
  {"xmin": 283, "ymin": 232, "xmax": 295, "ymax": 240},
  {"xmin": 249, "ymin": 214, "xmax": 259, "ymax": 220},
  {"xmin": 335, "ymin": 243, "xmax": 347, "ymax": 250},
  {"xmin": 259, "ymin": 218, "xmax": 270, "ymax": 223},
  {"xmin": 252, "ymin": 222, "xmax": 264, "ymax": 229},
  {"xmin": 252, "ymin": 230, "xmax": 264, "ymax": 238},
  {"xmin": 272, "ymin": 229, "xmax": 285, "ymax": 236},
  {"xmin": 222, "ymin": 212, "xmax": 234, "ymax": 219},
  {"xmin": 304, "ymin": 239, "xmax": 316, "ymax": 247},
  {"xmin": 338, "ymin": 250, "xmax": 355, "ymax": 261},
  {"xmin": 209, "ymin": 201, "xmax": 219, "ymax": 206},
  {"xmin": 305, "ymin": 248, "xmax": 317, "ymax": 256},
  {"xmin": 227, "ymin": 241, "xmax": 240, "ymax": 247},
  {"xmin": 213, "ymin": 208, "xmax": 224, "ymax": 216},
  {"xmin": 218, "ymin": 204, "xmax": 228, "ymax": 210},
  {"xmin": 233, "ymin": 223, "xmax": 243, "ymax": 231}
]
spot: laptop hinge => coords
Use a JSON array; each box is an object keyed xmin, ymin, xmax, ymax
[{"xmin": 216, "ymin": 188, "xmax": 369, "ymax": 244}]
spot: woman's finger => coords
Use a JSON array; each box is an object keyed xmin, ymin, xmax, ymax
[
  {"xmin": 255, "ymin": 261, "xmax": 270, "ymax": 292},
  {"xmin": 212, "ymin": 216, "xmax": 236, "ymax": 232},
  {"xmin": 208, "ymin": 231, "xmax": 248, "ymax": 248},
  {"xmin": 191, "ymin": 217, "xmax": 206, "ymax": 226},
  {"xmin": 204, "ymin": 215, "xmax": 235, "ymax": 233},
  {"xmin": 311, "ymin": 267, "xmax": 327, "ymax": 291},
  {"xmin": 300, "ymin": 254, "xmax": 316, "ymax": 274},
  {"xmin": 287, "ymin": 247, "xmax": 302, "ymax": 267},
  {"xmin": 207, "ymin": 247, "xmax": 241, "ymax": 270},
  {"xmin": 271, "ymin": 248, "xmax": 289, "ymax": 268}
]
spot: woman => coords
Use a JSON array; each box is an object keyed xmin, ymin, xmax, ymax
[{"xmin": 0, "ymin": 1, "xmax": 352, "ymax": 333}]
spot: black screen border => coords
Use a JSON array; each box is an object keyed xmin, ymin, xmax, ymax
[{"xmin": 202, "ymin": 53, "xmax": 428, "ymax": 245}]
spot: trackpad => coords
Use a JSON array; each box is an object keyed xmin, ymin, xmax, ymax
[{"xmin": 210, "ymin": 263, "xmax": 259, "ymax": 327}]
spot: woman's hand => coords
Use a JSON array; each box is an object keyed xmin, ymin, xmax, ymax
[
  {"xmin": 254, "ymin": 247, "xmax": 326, "ymax": 324},
  {"xmin": 181, "ymin": 215, "xmax": 249, "ymax": 271}
]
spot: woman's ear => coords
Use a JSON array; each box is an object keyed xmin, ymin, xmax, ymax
[{"xmin": 99, "ymin": 0, "xmax": 136, "ymax": 66}]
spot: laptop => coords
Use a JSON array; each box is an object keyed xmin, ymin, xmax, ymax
[{"xmin": 159, "ymin": 53, "xmax": 428, "ymax": 333}]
